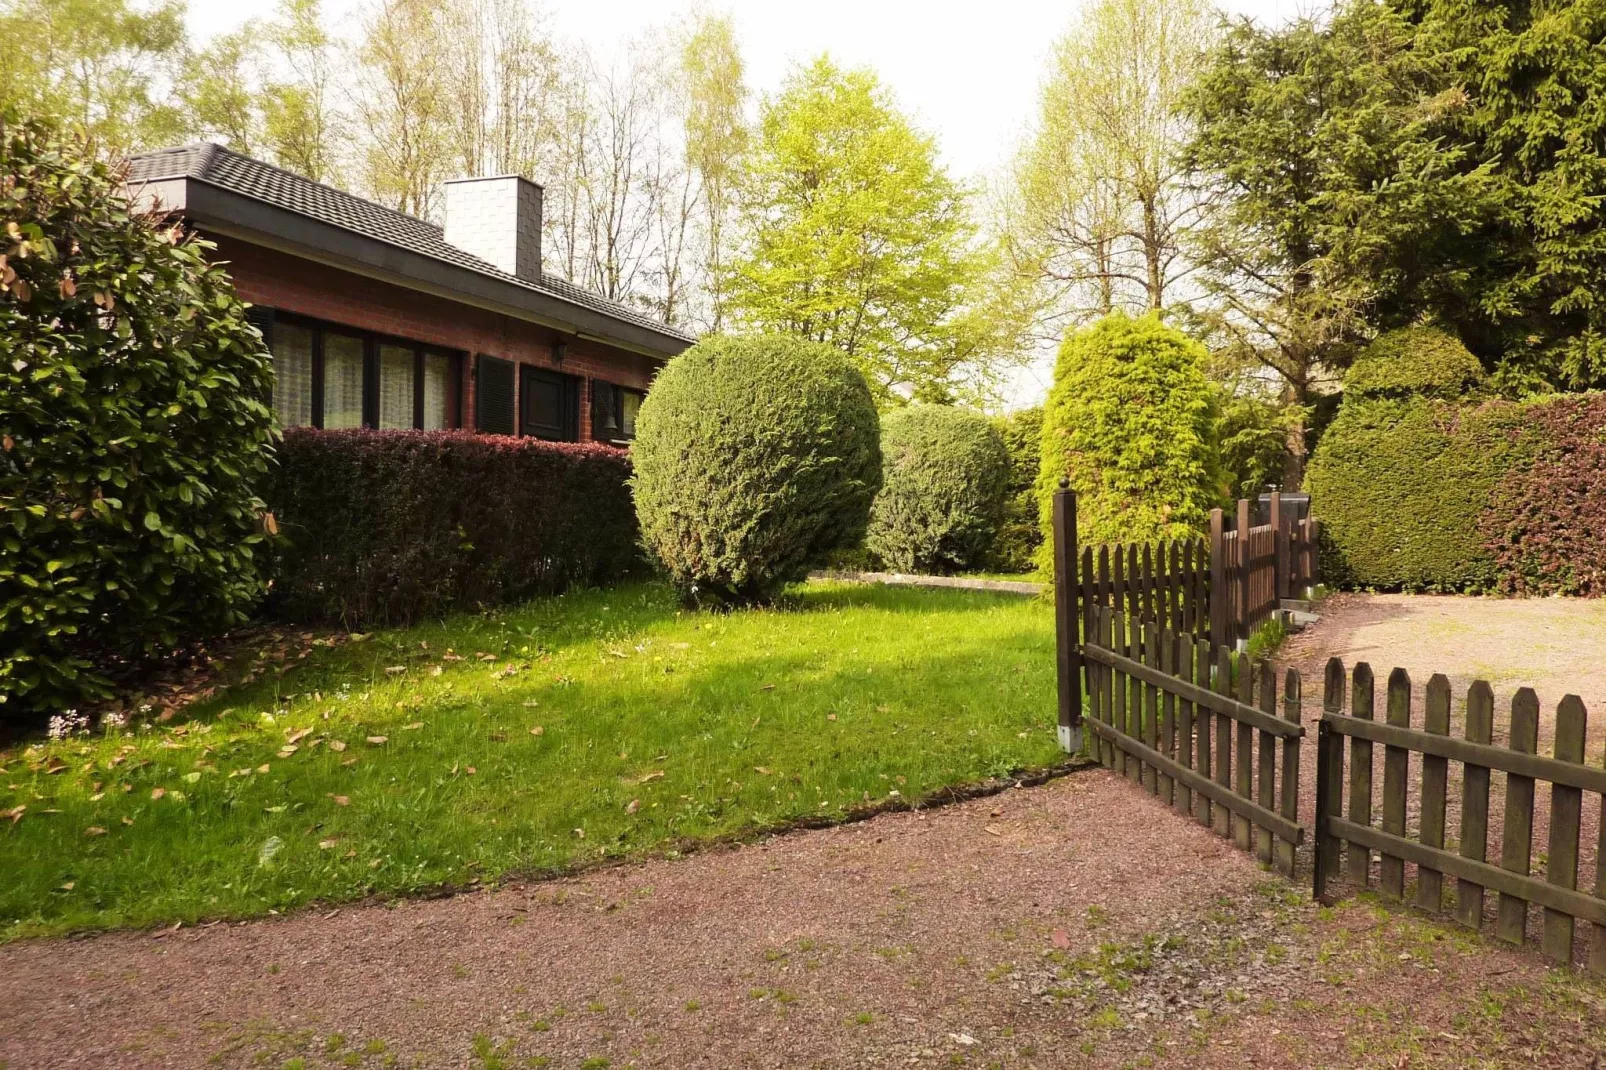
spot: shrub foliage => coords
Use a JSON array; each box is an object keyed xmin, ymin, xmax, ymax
[
  {"xmin": 987, "ymin": 406, "xmax": 1043, "ymax": 573},
  {"xmin": 266, "ymin": 430, "xmax": 640, "ymax": 626},
  {"xmin": 631, "ymin": 335, "xmax": 882, "ymax": 604},
  {"xmin": 1306, "ymin": 398, "xmax": 1531, "ymax": 590},
  {"xmin": 1, "ymin": 112, "xmax": 276, "ymax": 717},
  {"xmin": 1036, "ymin": 313, "xmax": 1220, "ymax": 563},
  {"xmin": 1482, "ymin": 393, "xmax": 1606, "ymax": 596},
  {"xmin": 866, "ymin": 405, "xmax": 1009, "ymax": 574}
]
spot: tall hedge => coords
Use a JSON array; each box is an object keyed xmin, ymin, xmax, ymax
[
  {"xmin": 631, "ymin": 334, "xmax": 882, "ymax": 604},
  {"xmin": 865, "ymin": 405, "xmax": 1009, "ymax": 574},
  {"xmin": 1036, "ymin": 313, "xmax": 1221, "ymax": 566},
  {"xmin": 1482, "ymin": 393, "xmax": 1606, "ymax": 596},
  {"xmin": 1, "ymin": 111, "xmax": 276, "ymax": 718},
  {"xmin": 267, "ymin": 430, "xmax": 640, "ymax": 626}
]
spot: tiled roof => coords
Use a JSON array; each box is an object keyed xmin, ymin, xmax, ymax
[{"xmin": 126, "ymin": 142, "xmax": 697, "ymax": 346}]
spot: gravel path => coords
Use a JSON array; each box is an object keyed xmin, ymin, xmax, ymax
[{"xmin": 4, "ymin": 765, "xmax": 1604, "ymax": 1069}]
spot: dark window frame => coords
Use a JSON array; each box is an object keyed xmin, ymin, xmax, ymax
[
  {"xmin": 263, "ymin": 310, "xmax": 462, "ymax": 431},
  {"xmin": 590, "ymin": 380, "xmax": 646, "ymax": 444}
]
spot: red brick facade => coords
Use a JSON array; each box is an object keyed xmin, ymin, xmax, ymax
[{"xmin": 209, "ymin": 234, "xmax": 663, "ymax": 442}]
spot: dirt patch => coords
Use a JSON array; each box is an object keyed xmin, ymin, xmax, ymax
[{"xmin": 3, "ymin": 769, "xmax": 1603, "ymax": 1069}]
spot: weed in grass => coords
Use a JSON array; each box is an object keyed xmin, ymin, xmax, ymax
[
  {"xmin": 851, "ymin": 1011, "xmax": 874, "ymax": 1026},
  {"xmin": 0, "ymin": 582, "xmax": 1058, "ymax": 939}
]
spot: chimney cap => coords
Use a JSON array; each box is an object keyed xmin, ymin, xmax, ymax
[{"xmin": 444, "ymin": 173, "xmax": 544, "ymax": 192}]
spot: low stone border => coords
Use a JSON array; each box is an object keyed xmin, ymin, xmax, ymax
[{"xmin": 809, "ymin": 569, "xmax": 1043, "ymax": 595}]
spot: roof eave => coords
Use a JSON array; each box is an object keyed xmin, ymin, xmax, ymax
[{"xmin": 128, "ymin": 176, "xmax": 692, "ymax": 361}]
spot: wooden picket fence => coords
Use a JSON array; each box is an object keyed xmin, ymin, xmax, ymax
[
  {"xmin": 1063, "ymin": 488, "xmax": 1320, "ymax": 654},
  {"xmin": 1314, "ymin": 662, "xmax": 1606, "ymax": 974},
  {"xmin": 1079, "ymin": 603, "xmax": 1305, "ymax": 876}
]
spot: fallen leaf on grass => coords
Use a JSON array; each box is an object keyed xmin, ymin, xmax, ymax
[
  {"xmin": 84, "ymin": 826, "xmax": 107, "ymax": 836},
  {"xmin": 277, "ymin": 746, "xmax": 298, "ymax": 758},
  {"xmin": 121, "ymin": 816, "xmax": 134, "ymax": 826},
  {"xmin": 636, "ymin": 770, "xmax": 664, "ymax": 784},
  {"xmin": 150, "ymin": 788, "xmax": 166, "ymax": 801},
  {"xmin": 625, "ymin": 798, "xmax": 639, "ymax": 814},
  {"xmin": 4, "ymin": 805, "xmax": 24, "ymax": 825},
  {"xmin": 530, "ymin": 725, "xmax": 545, "ymax": 736},
  {"xmin": 366, "ymin": 736, "xmax": 388, "ymax": 745},
  {"xmin": 983, "ymin": 825, "xmax": 1002, "ymax": 837},
  {"xmin": 332, "ymin": 795, "xmax": 350, "ymax": 806},
  {"xmin": 402, "ymin": 722, "xmax": 424, "ymax": 731},
  {"xmin": 59, "ymin": 881, "xmax": 74, "ymax": 891},
  {"xmin": 257, "ymin": 764, "xmax": 271, "ymax": 774},
  {"xmin": 826, "ymin": 714, "xmax": 837, "ymax": 722},
  {"xmin": 318, "ymin": 838, "xmax": 342, "ymax": 850},
  {"xmin": 1051, "ymin": 929, "xmax": 1071, "ymax": 950},
  {"xmin": 758, "ymin": 684, "xmax": 775, "ymax": 691},
  {"xmin": 328, "ymin": 740, "xmax": 347, "ymax": 752},
  {"xmin": 430, "ymin": 665, "xmax": 443, "ymax": 677},
  {"xmin": 89, "ymin": 792, "xmax": 105, "ymax": 801},
  {"xmin": 754, "ymin": 766, "xmax": 772, "ymax": 775},
  {"xmin": 265, "ymin": 805, "xmax": 287, "ymax": 813},
  {"xmin": 286, "ymin": 727, "xmax": 313, "ymax": 745},
  {"xmin": 465, "ymin": 767, "xmax": 477, "ymax": 776}
]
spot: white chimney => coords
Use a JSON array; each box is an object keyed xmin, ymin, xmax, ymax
[{"xmin": 442, "ymin": 175, "xmax": 543, "ymax": 282}]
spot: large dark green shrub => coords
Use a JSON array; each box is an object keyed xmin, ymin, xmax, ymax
[
  {"xmin": 266, "ymin": 430, "xmax": 640, "ymax": 626},
  {"xmin": 1307, "ymin": 398, "xmax": 1531, "ymax": 590},
  {"xmin": 1482, "ymin": 393, "xmax": 1606, "ymax": 596},
  {"xmin": 1307, "ymin": 329, "xmax": 1527, "ymax": 590},
  {"xmin": 865, "ymin": 405, "xmax": 1009, "ymax": 574},
  {"xmin": 986, "ymin": 406, "xmax": 1043, "ymax": 572},
  {"xmin": 1035, "ymin": 313, "xmax": 1221, "ymax": 564},
  {"xmin": 1, "ymin": 112, "xmax": 275, "ymax": 718},
  {"xmin": 631, "ymin": 334, "xmax": 881, "ymax": 604}
]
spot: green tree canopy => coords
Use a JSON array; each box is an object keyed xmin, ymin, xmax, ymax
[
  {"xmin": 1035, "ymin": 313, "xmax": 1221, "ymax": 557},
  {"xmin": 725, "ymin": 56, "xmax": 1008, "ymax": 404}
]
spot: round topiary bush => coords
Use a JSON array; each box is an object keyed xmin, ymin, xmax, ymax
[
  {"xmin": 865, "ymin": 405, "xmax": 1010, "ymax": 574},
  {"xmin": 631, "ymin": 334, "xmax": 882, "ymax": 604},
  {"xmin": 1344, "ymin": 326, "xmax": 1487, "ymax": 401},
  {"xmin": 1034, "ymin": 312, "xmax": 1221, "ymax": 565},
  {"xmin": 1, "ymin": 112, "xmax": 277, "ymax": 719}
]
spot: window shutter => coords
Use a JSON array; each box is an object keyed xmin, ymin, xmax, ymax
[{"xmin": 476, "ymin": 355, "xmax": 515, "ymax": 435}]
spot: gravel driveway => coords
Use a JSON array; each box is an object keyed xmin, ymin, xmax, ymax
[{"xmin": 4, "ymin": 763, "xmax": 1604, "ymax": 1069}]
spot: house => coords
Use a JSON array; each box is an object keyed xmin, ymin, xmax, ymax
[{"xmin": 125, "ymin": 143, "xmax": 695, "ymax": 444}]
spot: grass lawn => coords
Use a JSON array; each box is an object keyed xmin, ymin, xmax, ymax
[{"xmin": 0, "ymin": 581, "xmax": 1061, "ymax": 941}]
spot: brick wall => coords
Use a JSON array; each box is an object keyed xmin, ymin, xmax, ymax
[{"xmin": 209, "ymin": 234, "xmax": 663, "ymax": 442}]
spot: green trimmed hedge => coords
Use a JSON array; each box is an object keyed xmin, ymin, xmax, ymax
[
  {"xmin": 866, "ymin": 405, "xmax": 1009, "ymax": 574},
  {"xmin": 267, "ymin": 430, "xmax": 641, "ymax": 626},
  {"xmin": 631, "ymin": 334, "xmax": 881, "ymax": 604},
  {"xmin": 1306, "ymin": 398, "xmax": 1532, "ymax": 590}
]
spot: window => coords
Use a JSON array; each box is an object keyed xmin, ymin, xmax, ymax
[
  {"xmin": 591, "ymin": 381, "xmax": 646, "ymax": 443},
  {"xmin": 322, "ymin": 333, "xmax": 365, "ymax": 429},
  {"xmin": 521, "ymin": 366, "xmax": 580, "ymax": 441},
  {"xmin": 262, "ymin": 313, "xmax": 461, "ymax": 430},
  {"xmin": 272, "ymin": 323, "xmax": 314, "ymax": 428},
  {"xmin": 378, "ymin": 344, "xmax": 415, "ymax": 429}
]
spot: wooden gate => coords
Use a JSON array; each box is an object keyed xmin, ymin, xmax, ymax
[{"xmin": 1080, "ymin": 604, "xmax": 1306, "ymax": 875}]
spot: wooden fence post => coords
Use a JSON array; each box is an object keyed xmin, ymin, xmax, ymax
[
  {"xmin": 1313, "ymin": 717, "xmax": 1342, "ymax": 904},
  {"xmin": 1271, "ymin": 491, "xmax": 1289, "ymax": 601},
  {"xmin": 1209, "ymin": 508, "xmax": 1226, "ymax": 646},
  {"xmin": 1052, "ymin": 480, "xmax": 1082, "ymax": 754},
  {"xmin": 1236, "ymin": 498, "xmax": 1252, "ymax": 649}
]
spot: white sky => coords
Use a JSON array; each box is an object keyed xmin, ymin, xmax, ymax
[{"xmin": 184, "ymin": 0, "xmax": 1308, "ymax": 406}]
